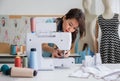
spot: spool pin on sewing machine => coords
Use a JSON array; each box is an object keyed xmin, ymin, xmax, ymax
[{"xmin": 26, "ymin": 17, "xmax": 75, "ymax": 70}]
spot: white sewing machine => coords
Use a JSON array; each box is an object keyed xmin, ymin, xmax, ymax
[{"xmin": 26, "ymin": 17, "xmax": 75, "ymax": 71}]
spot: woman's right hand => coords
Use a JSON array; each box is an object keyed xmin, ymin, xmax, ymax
[
  {"xmin": 52, "ymin": 49, "xmax": 64, "ymax": 58},
  {"xmin": 52, "ymin": 49, "xmax": 70, "ymax": 58}
]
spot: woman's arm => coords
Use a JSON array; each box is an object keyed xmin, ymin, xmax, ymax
[
  {"xmin": 42, "ymin": 43, "xmax": 67, "ymax": 58},
  {"xmin": 95, "ymin": 20, "xmax": 99, "ymax": 53},
  {"xmin": 42, "ymin": 43, "xmax": 54, "ymax": 53}
]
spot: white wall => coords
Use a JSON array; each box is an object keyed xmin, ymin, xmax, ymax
[
  {"xmin": 0, "ymin": 0, "xmax": 119, "ymax": 17},
  {"xmin": 0, "ymin": 0, "xmax": 119, "ymax": 53},
  {"xmin": 0, "ymin": 0, "xmax": 83, "ymax": 15},
  {"xmin": 95, "ymin": 0, "xmax": 120, "ymax": 15}
]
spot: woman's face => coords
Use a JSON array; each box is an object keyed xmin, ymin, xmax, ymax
[{"xmin": 62, "ymin": 17, "xmax": 79, "ymax": 32}]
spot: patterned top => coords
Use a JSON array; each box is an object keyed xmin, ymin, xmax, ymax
[{"xmin": 98, "ymin": 14, "xmax": 120, "ymax": 63}]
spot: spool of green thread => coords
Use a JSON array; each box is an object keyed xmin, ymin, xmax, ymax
[{"xmin": 23, "ymin": 56, "xmax": 28, "ymax": 68}]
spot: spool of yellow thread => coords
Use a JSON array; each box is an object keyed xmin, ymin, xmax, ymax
[{"xmin": 20, "ymin": 45, "xmax": 24, "ymax": 54}]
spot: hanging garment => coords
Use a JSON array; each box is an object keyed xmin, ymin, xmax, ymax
[
  {"xmin": 75, "ymin": 42, "xmax": 94, "ymax": 64},
  {"xmin": 98, "ymin": 13, "xmax": 120, "ymax": 63}
]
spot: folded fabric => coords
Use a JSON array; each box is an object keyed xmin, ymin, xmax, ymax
[
  {"xmin": 70, "ymin": 65, "xmax": 120, "ymax": 81},
  {"xmin": 69, "ymin": 69, "xmax": 90, "ymax": 78}
]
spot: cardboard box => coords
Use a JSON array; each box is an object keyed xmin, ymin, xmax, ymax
[{"xmin": 0, "ymin": 42, "xmax": 10, "ymax": 53}]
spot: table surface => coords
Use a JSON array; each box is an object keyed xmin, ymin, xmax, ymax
[{"xmin": 0, "ymin": 64, "xmax": 120, "ymax": 81}]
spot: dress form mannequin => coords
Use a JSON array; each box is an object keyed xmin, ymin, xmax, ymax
[
  {"xmin": 101, "ymin": 0, "xmax": 120, "ymax": 19},
  {"xmin": 102, "ymin": 0, "xmax": 115, "ymax": 19},
  {"xmin": 78, "ymin": 0, "xmax": 97, "ymax": 53},
  {"xmin": 97, "ymin": 0, "xmax": 120, "ymax": 63}
]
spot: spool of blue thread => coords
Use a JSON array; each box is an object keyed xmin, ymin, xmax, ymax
[
  {"xmin": 28, "ymin": 48, "xmax": 38, "ymax": 70},
  {"xmin": 10, "ymin": 45, "xmax": 17, "ymax": 55}
]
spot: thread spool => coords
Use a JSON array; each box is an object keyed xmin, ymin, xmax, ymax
[
  {"xmin": 28, "ymin": 48, "xmax": 38, "ymax": 70},
  {"xmin": 15, "ymin": 56, "xmax": 22, "ymax": 67},
  {"xmin": 10, "ymin": 45, "xmax": 17, "ymax": 55},
  {"xmin": 0, "ymin": 65, "xmax": 37, "ymax": 77},
  {"xmin": 20, "ymin": 45, "xmax": 24, "ymax": 54},
  {"xmin": 23, "ymin": 56, "xmax": 28, "ymax": 68},
  {"xmin": 30, "ymin": 17, "xmax": 36, "ymax": 33},
  {"xmin": 10, "ymin": 67, "xmax": 37, "ymax": 77},
  {"xmin": 0, "ymin": 64, "xmax": 10, "ymax": 75}
]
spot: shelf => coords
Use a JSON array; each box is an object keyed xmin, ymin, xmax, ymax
[
  {"xmin": 0, "ymin": 54, "xmax": 27, "ymax": 57},
  {"xmin": 0, "ymin": 54, "xmax": 27, "ymax": 63}
]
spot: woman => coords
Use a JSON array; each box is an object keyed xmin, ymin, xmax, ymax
[{"xmin": 42, "ymin": 8, "xmax": 85, "ymax": 58}]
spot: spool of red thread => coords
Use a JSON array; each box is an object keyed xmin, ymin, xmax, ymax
[
  {"xmin": 15, "ymin": 56, "xmax": 22, "ymax": 67},
  {"xmin": 30, "ymin": 17, "xmax": 36, "ymax": 33}
]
